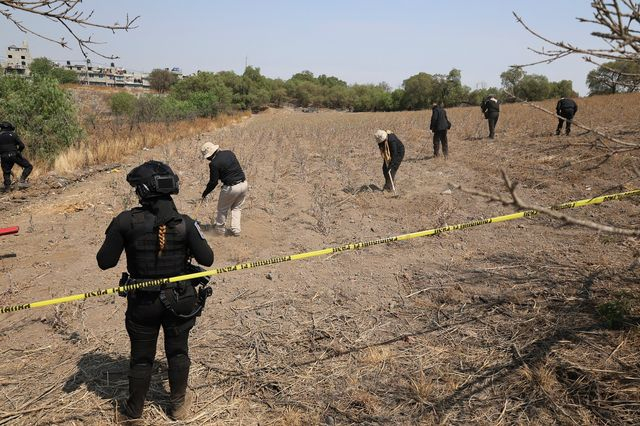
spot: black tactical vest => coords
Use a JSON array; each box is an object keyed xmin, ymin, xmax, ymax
[
  {"xmin": 123, "ymin": 209, "xmax": 188, "ymax": 279},
  {"xmin": 0, "ymin": 131, "xmax": 18, "ymax": 154}
]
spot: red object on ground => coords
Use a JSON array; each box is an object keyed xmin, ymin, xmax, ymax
[{"xmin": 0, "ymin": 226, "xmax": 19, "ymax": 236}]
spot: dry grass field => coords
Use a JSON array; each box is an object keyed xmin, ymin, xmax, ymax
[{"xmin": 0, "ymin": 93, "xmax": 639, "ymax": 425}]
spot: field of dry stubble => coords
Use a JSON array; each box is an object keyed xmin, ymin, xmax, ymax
[{"xmin": 0, "ymin": 93, "xmax": 639, "ymax": 425}]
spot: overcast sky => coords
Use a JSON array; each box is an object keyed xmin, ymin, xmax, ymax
[{"xmin": 1, "ymin": 1, "xmax": 605, "ymax": 96}]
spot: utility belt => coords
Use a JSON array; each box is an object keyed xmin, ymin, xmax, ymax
[
  {"xmin": 224, "ymin": 178, "xmax": 245, "ymax": 186},
  {"xmin": 119, "ymin": 264, "xmax": 213, "ymax": 319},
  {"xmin": 0, "ymin": 151, "xmax": 17, "ymax": 159}
]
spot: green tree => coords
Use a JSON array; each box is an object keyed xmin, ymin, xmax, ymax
[
  {"xmin": 0, "ymin": 75, "xmax": 82, "ymax": 162},
  {"xmin": 549, "ymin": 80, "xmax": 577, "ymax": 98},
  {"xmin": 401, "ymin": 72, "xmax": 436, "ymax": 110},
  {"xmin": 109, "ymin": 92, "xmax": 137, "ymax": 117},
  {"xmin": 586, "ymin": 60, "xmax": 640, "ymax": 95},
  {"xmin": 517, "ymin": 74, "xmax": 551, "ymax": 101},
  {"xmin": 148, "ymin": 68, "xmax": 178, "ymax": 93},
  {"xmin": 30, "ymin": 57, "xmax": 78, "ymax": 84},
  {"xmin": 500, "ymin": 67, "xmax": 525, "ymax": 95}
]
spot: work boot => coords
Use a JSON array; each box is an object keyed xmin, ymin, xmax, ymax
[
  {"xmin": 125, "ymin": 364, "xmax": 153, "ymax": 420},
  {"xmin": 213, "ymin": 224, "xmax": 226, "ymax": 235},
  {"xmin": 17, "ymin": 180, "xmax": 29, "ymax": 189},
  {"xmin": 115, "ymin": 401, "xmax": 145, "ymax": 425},
  {"xmin": 168, "ymin": 354, "xmax": 192, "ymax": 420}
]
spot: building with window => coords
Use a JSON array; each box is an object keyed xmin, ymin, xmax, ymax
[
  {"xmin": 61, "ymin": 60, "xmax": 150, "ymax": 88},
  {"xmin": 3, "ymin": 42, "xmax": 32, "ymax": 75}
]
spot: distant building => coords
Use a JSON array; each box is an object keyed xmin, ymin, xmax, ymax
[
  {"xmin": 3, "ymin": 42, "xmax": 32, "ymax": 76},
  {"xmin": 61, "ymin": 60, "xmax": 151, "ymax": 88}
]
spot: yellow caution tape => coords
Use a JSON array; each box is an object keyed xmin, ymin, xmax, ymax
[{"xmin": 2, "ymin": 189, "xmax": 638, "ymax": 314}]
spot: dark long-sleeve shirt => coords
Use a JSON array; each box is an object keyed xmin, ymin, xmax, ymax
[
  {"xmin": 378, "ymin": 133, "xmax": 405, "ymax": 170},
  {"xmin": 556, "ymin": 98, "xmax": 578, "ymax": 115},
  {"xmin": 202, "ymin": 150, "xmax": 245, "ymax": 198},
  {"xmin": 481, "ymin": 97, "xmax": 500, "ymax": 119},
  {"xmin": 430, "ymin": 106, "xmax": 450, "ymax": 131}
]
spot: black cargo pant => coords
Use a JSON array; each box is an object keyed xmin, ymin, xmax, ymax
[
  {"xmin": 556, "ymin": 111, "xmax": 575, "ymax": 135},
  {"xmin": 1, "ymin": 152, "xmax": 32, "ymax": 189},
  {"xmin": 124, "ymin": 285, "xmax": 197, "ymax": 418},
  {"xmin": 382, "ymin": 146, "xmax": 405, "ymax": 191},
  {"xmin": 487, "ymin": 116, "xmax": 499, "ymax": 139},
  {"xmin": 433, "ymin": 130, "xmax": 448, "ymax": 157}
]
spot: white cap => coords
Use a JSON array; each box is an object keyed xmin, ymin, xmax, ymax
[
  {"xmin": 201, "ymin": 142, "xmax": 219, "ymax": 159},
  {"xmin": 374, "ymin": 130, "xmax": 388, "ymax": 143}
]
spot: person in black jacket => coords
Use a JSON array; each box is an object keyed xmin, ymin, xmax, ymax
[
  {"xmin": 374, "ymin": 130, "xmax": 405, "ymax": 191},
  {"xmin": 97, "ymin": 160, "xmax": 214, "ymax": 422},
  {"xmin": 0, "ymin": 122, "xmax": 33, "ymax": 192},
  {"xmin": 556, "ymin": 97, "xmax": 578, "ymax": 135},
  {"xmin": 480, "ymin": 95, "xmax": 500, "ymax": 139},
  {"xmin": 200, "ymin": 142, "xmax": 248, "ymax": 237},
  {"xmin": 430, "ymin": 103, "xmax": 451, "ymax": 158}
]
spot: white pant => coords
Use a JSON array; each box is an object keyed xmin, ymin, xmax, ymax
[{"xmin": 214, "ymin": 180, "xmax": 248, "ymax": 234}]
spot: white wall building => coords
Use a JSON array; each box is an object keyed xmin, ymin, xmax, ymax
[{"xmin": 3, "ymin": 42, "xmax": 32, "ymax": 75}]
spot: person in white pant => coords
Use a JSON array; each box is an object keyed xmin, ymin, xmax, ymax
[{"xmin": 200, "ymin": 142, "xmax": 248, "ymax": 237}]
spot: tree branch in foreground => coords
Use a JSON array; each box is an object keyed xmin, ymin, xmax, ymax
[{"xmin": 0, "ymin": 1, "xmax": 139, "ymax": 59}]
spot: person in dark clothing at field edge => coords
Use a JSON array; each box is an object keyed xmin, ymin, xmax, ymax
[
  {"xmin": 480, "ymin": 95, "xmax": 500, "ymax": 139},
  {"xmin": 200, "ymin": 142, "xmax": 248, "ymax": 237},
  {"xmin": 430, "ymin": 103, "xmax": 451, "ymax": 158},
  {"xmin": 97, "ymin": 160, "xmax": 214, "ymax": 422},
  {"xmin": 556, "ymin": 97, "xmax": 578, "ymax": 135},
  {"xmin": 0, "ymin": 122, "xmax": 33, "ymax": 192},
  {"xmin": 374, "ymin": 130, "xmax": 405, "ymax": 192}
]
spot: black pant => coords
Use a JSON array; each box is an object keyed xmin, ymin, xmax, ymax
[
  {"xmin": 487, "ymin": 117, "xmax": 498, "ymax": 138},
  {"xmin": 124, "ymin": 287, "xmax": 197, "ymax": 417},
  {"xmin": 556, "ymin": 112, "xmax": 574, "ymax": 135},
  {"xmin": 1, "ymin": 152, "xmax": 32, "ymax": 188},
  {"xmin": 382, "ymin": 147, "xmax": 405, "ymax": 190},
  {"xmin": 433, "ymin": 130, "xmax": 448, "ymax": 156}
]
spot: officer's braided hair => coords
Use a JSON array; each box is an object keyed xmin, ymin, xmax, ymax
[{"xmin": 158, "ymin": 224, "xmax": 167, "ymax": 255}]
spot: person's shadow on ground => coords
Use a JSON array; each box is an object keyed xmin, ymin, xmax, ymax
[
  {"xmin": 63, "ymin": 351, "xmax": 171, "ymax": 412},
  {"xmin": 342, "ymin": 183, "xmax": 383, "ymax": 194}
]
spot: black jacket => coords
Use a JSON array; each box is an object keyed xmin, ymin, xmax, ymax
[
  {"xmin": 556, "ymin": 98, "xmax": 577, "ymax": 116},
  {"xmin": 430, "ymin": 105, "xmax": 450, "ymax": 132},
  {"xmin": 97, "ymin": 209, "xmax": 213, "ymax": 277},
  {"xmin": 202, "ymin": 150, "xmax": 245, "ymax": 198},
  {"xmin": 481, "ymin": 97, "xmax": 500, "ymax": 119},
  {"xmin": 378, "ymin": 133, "xmax": 404, "ymax": 170},
  {"xmin": 0, "ymin": 130, "xmax": 25, "ymax": 155}
]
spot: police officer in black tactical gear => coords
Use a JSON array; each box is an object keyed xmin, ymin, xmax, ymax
[
  {"xmin": 0, "ymin": 122, "xmax": 33, "ymax": 192},
  {"xmin": 556, "ymin": 97, "xmax": 578, "ymax": 136},
  {"xmin": 96, "ymin": 160, "xmax": 213, "ymax": 422}
]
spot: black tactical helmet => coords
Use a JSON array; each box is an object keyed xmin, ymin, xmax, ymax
[
  {"xmin": 126, "ymin": 160, "xmax": 179, "ymax": 199},
  {"xmin": 0, "ymin": 122, "xmax": 15, "ymax": 131}
]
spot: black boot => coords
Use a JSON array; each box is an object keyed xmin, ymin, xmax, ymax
[
  {"xmin": 168, "ymin": 354, "xmax": 191, "ymax": 420},
  {"xmin": 124, "ymin": 363, "xmax": 153, "ymax": 419}
]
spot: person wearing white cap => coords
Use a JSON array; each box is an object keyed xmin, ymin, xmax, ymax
[
  {"xmin": 374, "ymin": 129, "xmax": 405, "ymax": 191},
  {"xmin": 200, "ymin": 142, "xmax": 248, "ymax": 236}
]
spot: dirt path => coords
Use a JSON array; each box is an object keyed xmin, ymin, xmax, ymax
[{"xmin": 1, "ymin": 97, "xmax": 639, "ymax": 424}]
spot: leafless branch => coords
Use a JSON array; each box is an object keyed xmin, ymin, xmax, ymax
[
  {"xmin": 499, "ymin": 169, "xmax": 640, "ymax": 236},
  {"xmin": 0, "ymin": 1, "xmax": 139, "ymax": 59},
  {"xmin": 513, "ymin": 1, "xmax": 640, "ymax": 72},
  {"xmin": 455, "ymin": 172, "xmax": 640, "ymax": 236}
]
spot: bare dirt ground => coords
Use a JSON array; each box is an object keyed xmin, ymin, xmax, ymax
[{"xmin": 1, "ymin": 94, "xmax": 639, "ymax": 425}]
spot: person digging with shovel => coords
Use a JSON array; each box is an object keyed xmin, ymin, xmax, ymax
[{"xmin": 374, "ymin": 129, "xmax": 404, "ymax": 193}]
